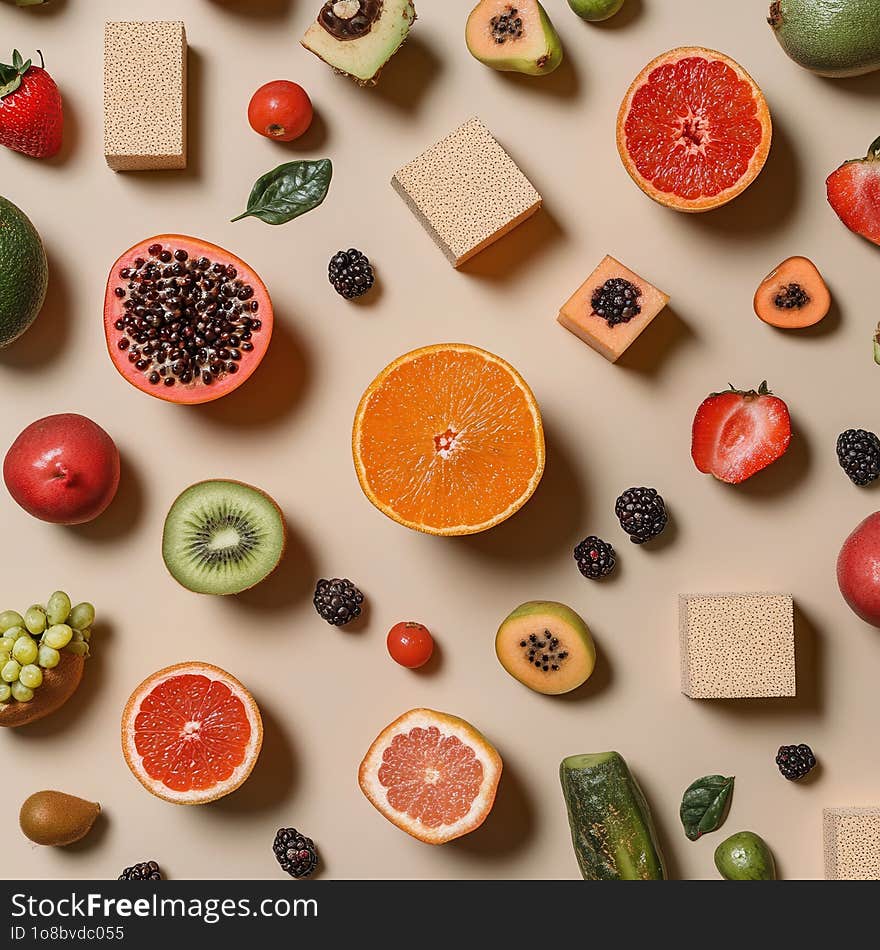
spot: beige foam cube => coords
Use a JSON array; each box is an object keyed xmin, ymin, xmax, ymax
[
  {"xmin": 679, "ymin": 593, "xmax": 795, "ymax": 699},
  {"xmin": 104, "ymin": 21, "xmax": 187, "ymax": 171},
  {"xmin": 391, "ymin": 117, "xmax": 542, "ymax": 267},
  {"xmin": 824, "ymin": 808, "xmax": 880, "ymax": 879}
]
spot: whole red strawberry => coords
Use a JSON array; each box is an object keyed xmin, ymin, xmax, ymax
[
  {"xmin": 0, "ymin": 50, "xmax": 63, "ymax": 159},
  {"xmin": 691, "ymin": 382, "xmax": 792, "ymax": 484}
]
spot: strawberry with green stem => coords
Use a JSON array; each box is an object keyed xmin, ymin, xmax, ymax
[
  {"xmin": 0, "ymin": 50, "xmax": 63, "ymax": 159},
  {"xmin": 691, "ymin": 382, "xmax": 792, "ymax": 484},
  {"xmin": 827, "ymin": 136, "xmax": 880, "ymax": 246}
]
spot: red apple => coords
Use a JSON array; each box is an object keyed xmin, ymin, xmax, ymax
[
  {"xmin": 3, "ymin": 413, "xmax": 120, "ymax": 525},
  {"xmin": 837, "ymin": 511, "xmax": 880, "ymax": 627}
]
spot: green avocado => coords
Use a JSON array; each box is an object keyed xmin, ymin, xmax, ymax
[
  {"xmin": 768, "ymin": 0, "xmax": 880, "ymax": 77},
  {"xmin": 714, "ymin": 831, "xmax": 777, "ymax": 880},
  {"xmin": 0, "ymin": 196, "xmax": 47, "ymax": 348}
]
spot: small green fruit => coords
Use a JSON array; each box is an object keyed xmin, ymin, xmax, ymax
[
  {"xmin": 714, "ymin": 831, "xmax": 776, "ymax": 880},
  {"xmin": 567, "ymin": 0, "xmax": 624, "ymax": 22}
]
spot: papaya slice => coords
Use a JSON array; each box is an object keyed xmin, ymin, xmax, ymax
[{"xmin": 753, "ymin": 256, "xmax": 830, "ymax": 329}]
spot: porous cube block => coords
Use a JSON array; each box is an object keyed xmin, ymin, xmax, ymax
[
  {"xmin": 391, "ymin": 117, "xmax": 542, "ymax": 267},
  {"xmin": 824, "ymin": 808, "xmax": 880, "ymax": 880},
  {"xmin": 679, "ymin": 593, "xmax": 795, "ymax": 699},
  {"xmin": 558, "ymin": 255, "xmax": 669, "ymax": 362},
  {"xmin": 104, "ymin": 21, "xmax": 187, "ymax": 171}
]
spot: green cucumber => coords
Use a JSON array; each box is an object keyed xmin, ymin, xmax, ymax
[{"xmin": 560, "ymin": 751, "xmax": 667, "ymax": 880}]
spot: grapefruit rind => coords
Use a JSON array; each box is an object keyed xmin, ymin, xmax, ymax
[
  {"xmin": 616, "ymin": 47, "xmax": 772, "ymax": 213},
  {"xmin": 103, "ymin": 234, "xmax": 274, "ymax": 405},
  {"xmin": 358, "ymin": 707, "xmax": 503, "ymax": 844},
  {"xmin": 351, "ymin": 343, "xmax": 546, "ymax": 536},
  {"xmin": 121, "ymin": 661, "xmax": 263, "ymax": 805}
]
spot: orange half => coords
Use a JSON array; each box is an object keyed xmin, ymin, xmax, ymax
[
  {"xmin": 352, "ymin": 344, "xmax": 545, "ymax": 536},
  {"xmin": 617, "ymin": 47, "xmax": 772, "ymax": 212}
]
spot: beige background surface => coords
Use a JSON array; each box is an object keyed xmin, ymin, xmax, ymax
[{"xmin": 2, "ymin": 0, "xmax": 879, "ymax": 881}]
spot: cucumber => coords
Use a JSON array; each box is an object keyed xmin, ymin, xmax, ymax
[{"xmin": 560, "ymin": 751, "xmax": 667, "ymax": 880}]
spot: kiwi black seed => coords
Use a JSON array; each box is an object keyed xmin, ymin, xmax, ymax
[{"xmin": 162, "ymin": 480, "xmax": 286, "ymax": 595}]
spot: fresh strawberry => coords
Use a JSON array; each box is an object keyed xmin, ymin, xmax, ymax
[
  {"xmin": 0, "ymin": 50, "xmax": 63, "ymax": 159},
  {"xmin": 826, "ymin": 136, "xmax": 880, "ymax": 245},
  {"xmin": 691, "ymin": 382, "xmax": 792, "ymax": 484}
]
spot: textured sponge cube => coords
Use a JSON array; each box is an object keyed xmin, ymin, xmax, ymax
[
  {"xmin": 391, "ymin": 117, "xmax": 542, "ymax": 267},
  {"xmin": 679, "ymin": 593, "xmax": 795, "ymax": 698},
  {"xmin": 824, "ymin": 808, "xmax": 880, "ymax": 880},
  {"xmin": 104, "ymin": 21, "xmax": 187, "ymax": 171}
]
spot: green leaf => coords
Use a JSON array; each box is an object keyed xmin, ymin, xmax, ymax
[
  {"xmin": 232, "ymin": 159, "xmax": 332, "ymax": 226},
  {"xmin": 0, "ymin": 50, "xmax": 31, "ymax": 99},
  {"xmin": 679, "ymin": 774, "xmax": 734, "ymax": 841}
]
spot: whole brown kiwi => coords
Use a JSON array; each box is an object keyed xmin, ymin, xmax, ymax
[{"xmin": 19, "ymin": 790, "xmax": 100, "ymax": 846}]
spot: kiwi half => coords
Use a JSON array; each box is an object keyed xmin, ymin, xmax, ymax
[{"xmin": 162, "ymin": 480, "xmax": 286, "ymax": 595}]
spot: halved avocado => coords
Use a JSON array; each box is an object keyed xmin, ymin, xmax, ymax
[
  {"xmin": 495, "ymin": 601, "xmax": 595, "ymax": 694},
  {"xmin": 466, "ymin": 0, "xmax": 563, "ymax": 76},
  {"xmin": 301, "ymin": 1, "xmax": 416, "ymax": 85}
]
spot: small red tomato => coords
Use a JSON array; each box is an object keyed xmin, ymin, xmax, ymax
[
  {"xmin": 247, "ymin": 80, "xmax": 313, "ymax": 142},
  {"xmin": 387, "ymin": 622, "xmax": 434, "ymax": 669}
]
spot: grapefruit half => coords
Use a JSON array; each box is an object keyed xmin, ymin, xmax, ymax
[
  {"xmin": 121, "ymin": 662, "xmax": 263, "ymax": 804},
  {"xmin": 358, "ymin": 707, "xmax": 502, "ymax": 844},
  {"xmin": 352, "ymin": 344, "xmax": 545, "ymax": 536},
  {"xmin": 617, "ymin": 47, "xmax": 772, "ymax": 212}
]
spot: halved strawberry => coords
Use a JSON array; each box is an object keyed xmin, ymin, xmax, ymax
[
  {"xmin": 827, "ymin": 136, "xmax": 880, "ymax": 245},
  {"xmin": 691, "ymin": 382, "xmax": 792, "ymax": 484}
]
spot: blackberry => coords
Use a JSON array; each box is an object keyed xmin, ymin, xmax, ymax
[
  {"xmin": 119, "ymin": 861, "xmax": 162, "ymax": 881},
  {"xmin": 328, "ymin": 248, "xmax": 375, "ymax": 299},
  {"xmin": 836, "ymin": 428, "xmax": 880, "ymax": 486},
  {"xmin": 615, "ymin": 487, "xmax": 668, "ymax": 544},
  {"xmin": 273, "ymin": 828, "xmax": 318, "ymax": 879},
  {"xmin": 573, "ymin": 536, "xmax": 616, "ymax": 579},
  {"xmin": 313, "ymin": 577, "xmax": 364, "ymax": 626},
  {"xmin": 590, "ymin": 277, "xmax": 642, "ymax": 327},
  {"xmin": 775, "ymin": 743, "xmax": 816, "ymax": 781}
]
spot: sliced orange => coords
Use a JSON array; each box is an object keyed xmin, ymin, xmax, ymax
[
  {"xmin": 121, "ymin": 662, "xmax": 263, "ymax": 805},
  {"xmin": 358, "ymin": 708, "xmax": 503, "ymax": 844},
  {"xmin": 352, "ymin": 343, "xmax": 545, "ymax": 535},
  {"xmin": 617, "ymin": 47, "xmax": 772, "ymax": 212}
]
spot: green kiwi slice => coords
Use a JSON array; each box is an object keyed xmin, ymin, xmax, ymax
[{"xmin": 162, "ymin": 480, "xmax": 286, "ymax": 595}]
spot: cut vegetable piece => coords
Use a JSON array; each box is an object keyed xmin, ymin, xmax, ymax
[
  {"xmin": 560, "ymin": 751, "xmax": 666, "ymax": 879},
  {"xmin": 358, "ymin": 708, "xmax": 502, "ymax": 844},
  {"xmin": 754, "ymin": 256, "xmax": 830, "ymax": 328}
]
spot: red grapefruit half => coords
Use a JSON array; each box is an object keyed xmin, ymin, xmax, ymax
[
  {"xmin": 617, "ymin": 47, "xmax": 772, "ymax": 212},
  {"xmin": 103, "ymin": 235, "xmax": 273, "ymax": 405},
  {"xmin": 121, "ymin": 662, "xmax": 263, "ymax": 804},
  {"xmin": 358, "ymin": 708, "xmax": 502, "ymax": 844}
]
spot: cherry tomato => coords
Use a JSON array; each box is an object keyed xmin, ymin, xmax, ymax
[
  {"xmin": 247, "ymin": 80, "xmax": 313, "ymax": 142},
  {"xmin": 387, "ymin": 622, "xmax": 434, "ymax": 669}
]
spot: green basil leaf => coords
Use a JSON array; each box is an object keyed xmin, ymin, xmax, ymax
[
  {"xmin": 232, "ymin": 159, "xmax": 332, "ymax": 226},
  {"xmin": 679, "ymin": 774, "xmax": 734, "ymax": 841}
]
